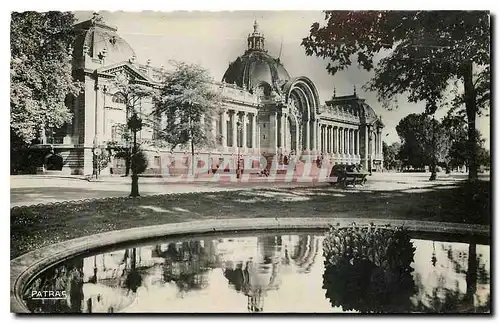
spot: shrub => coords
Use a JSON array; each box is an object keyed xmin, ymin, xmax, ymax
[
  {"xmin": 131, "ymin": 150, "xmax": 148, "ymax": 174},
  {"xmin": 322, "ymin": 224, "xmax": 416, "ymax": 313}
]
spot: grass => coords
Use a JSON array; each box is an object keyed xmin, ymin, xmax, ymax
[{"xmin": 10, "ymin": 180, "xmax": 490, "ymax": 259}]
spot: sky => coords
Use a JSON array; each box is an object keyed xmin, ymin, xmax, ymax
[{"xmin": 73, "ymin": 11, "xmax": 490, "ymax": 147}]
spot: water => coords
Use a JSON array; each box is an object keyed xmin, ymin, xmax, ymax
[{"xmin": 23, "ymin": 230, "xmax": 490, "ymax": 313}]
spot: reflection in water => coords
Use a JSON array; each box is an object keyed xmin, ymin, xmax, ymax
[
  {"xmin": 23, "ymin": 231, "xmax": 490, "ymax": 313},
  {"xmin": 322, "ymin": 225, "xmax": 416, "ymax": 313},
  {"xmin": 411, "ymin": 241, "xmax": 490, "ymax": 313}
]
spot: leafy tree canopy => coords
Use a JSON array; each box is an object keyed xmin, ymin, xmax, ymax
[
  {"xmin": 11, "ymin": 11, "xmax": 83, "ymax": 143},
  {"xmin": 302, "ymin": 11, "xmax": 489, "ymax": 111},
  {"xmin": 302, "ymin": 11, "xmax": 490, "ymax": 180},
  {"xmin": 155, "ymin": 61, "xmax": 222, "ymax": 151},
  {"xmin": 382, "ymin": 141, "xmax": 401, "ymax": 170},
  {"xmin": 396, "ymin": 113, "xmax": 450, "ymax": 168}
]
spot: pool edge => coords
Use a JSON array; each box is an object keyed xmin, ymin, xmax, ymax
[{"xmin": 11, "ymin": 217, "xmax": 490, "ymax": 313}]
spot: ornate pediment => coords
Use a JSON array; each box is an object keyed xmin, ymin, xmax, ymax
[{"xmin": 96, "ymin": 62, "xmax": 155, "ymax": 84}]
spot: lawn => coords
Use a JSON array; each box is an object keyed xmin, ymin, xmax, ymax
[{"xmin": 10, "ymin": 180, "xmax": 490, "ymax": 259}]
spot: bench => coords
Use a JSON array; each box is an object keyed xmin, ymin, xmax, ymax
[
  {"xmin": 329, "ymin": 168, "xmax": 368, "ymax": 188},
  {"xmin": 341, "ymin": 172, "xmax": 369, "ymax": 188}
]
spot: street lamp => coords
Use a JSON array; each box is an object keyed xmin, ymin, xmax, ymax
[
  {"xmin": 236, "ymin": 120, "xmax": 242, "ymax": 179},
  {"xmin": 92, "ymin": 138, "xmax": 102, "ymax": 180},
  {"xmin": 128, "ymin": 112, "xmax": 143, "ymax": 197}
]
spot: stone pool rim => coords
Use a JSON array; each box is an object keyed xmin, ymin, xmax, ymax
[{"xmin": 11, "ymin": 217, "xmax": 490, "ymax": 313}]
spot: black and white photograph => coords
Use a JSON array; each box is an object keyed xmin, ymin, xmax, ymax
[{"xmin": 8, "ymin": 7, "xmax": 491, "ymax": 314}]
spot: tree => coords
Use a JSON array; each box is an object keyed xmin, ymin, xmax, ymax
[
  {"xmin": 109, "ymin": 73, "xmax": 158, "ymax": 196},
  {"xmin": 156, "ymin": 61, "xmax": 222, "ymax": 175},
  {"xmin": 302, "ymin": 11, "xmax": 490, "ymax": 182},
  {"xmin": 382, "ymin": 141, "xmax": 401, "ymax": 171},
  {"xmin": 396, "ymin": 113, "xmax": 450, "ymax": 179},
  {"xmin": 10, "ymin": 11, "xmax": 82, "ymax": 144},
  {"xmin": 442, "ymin": 112, "xmax": 488, "ymax": 170}
]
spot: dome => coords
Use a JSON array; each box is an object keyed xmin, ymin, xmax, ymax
[
  {"xmin": 74, "ymin": 14, "xmax": 136, "ymax": 65},
  {"xmin": 222, "ymin": 21, "xmax": 290, "ymax": 93},
  {"xmin": 222, "ymin": 51, "xmax": 290, "ymax": 93}
]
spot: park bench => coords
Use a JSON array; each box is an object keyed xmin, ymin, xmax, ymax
[
  {"xmin": 341, "ymin": 171, "xmax": 369, "ymax": 188},
  {"xmin": 329, "ymin": 165, "xmax": 368, "ymax": 188}
]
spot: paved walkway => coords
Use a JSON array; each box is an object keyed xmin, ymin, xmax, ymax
[{"xmin": 10, "ymin": 172, "xmax": 487, "ymax": 207}]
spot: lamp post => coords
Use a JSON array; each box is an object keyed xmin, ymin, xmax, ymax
[
  {"xmin": 92, "ymin": 138, "xmax": 102, "ymax": 180},
  {"xmin": 128, "ymin": 112, "xmax": 143, "ymax": 197},
  {"xmin": 236, "ymin": 120, "xmax": 242, "ymax": 179}
]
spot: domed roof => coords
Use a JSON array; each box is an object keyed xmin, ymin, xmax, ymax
[
  {"xmin": 74, "ymin": 13, "xmax": 136, "ymax": 65},
  {"xmin": 222, "ymin": 21, "xmax": 290, "ymax": 93},
  {"xmin": 222, "ymin": 51, "xmax": 290, "ymax": 92}
]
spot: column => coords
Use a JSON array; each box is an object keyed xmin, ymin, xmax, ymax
[
  {"xmin": 251, "ymin": 113, "xmax": 257, "ymax": 149},
  {"xmin": 339, "ymin": 127, "xmax": 343, "ymax": 155},
  {"xmin": 211, "ymin": 117, "xmax": 217, "ymax": 141},
  {"xmin": 346, "ymin": 129, "xmax": 350, "ymax": 155},
  {"xmin": 331, "ymin": 126, "xmax": 335, "ymax": 153},
  {"xmin": 283, "ymin": 114, "xmax": 288, "ymax": 151},
  {"xmin": 352, "ymin": 130, "xmax": 355, "ymax": 155},
  {"xmin": 364, "ymin": 126, "xmax": 369, "ymax": 170},
  {"xmin": 333, "ymin": 127, "xmax": 339, "ymax": 154},
  {"xmin": 94, "ymin": 84, "xmax": 101, "ymax": 143},
  {"xmin": 325, "ymin": 125, "xmax": 329, "ymax": 153},
  {"xmin": 305, "ymin": 119, "xmax": 311, "ymax": 151},
  {"xmin": 349, "ymin": 129, "xmax": 352, "ymax": 155},
  {"xmin": 336, "ymin": 127, "xmax": 340, "ymax": 155},
  {"xmin": 313, "ymin": 119, "xmax": 318, "ymax": 152},
  {"xmin": 348, "ymin": 129, "xmax": 351, "ymax": 155},
  {"xmin": 270, "ymin": 113, "xmax": 278, "ymax": 152},
  {"xmin": 328, "ymin": 125, "xmax": 333, "ymax": 153},
  {"xmin": 320, "ymin": 125, "xmax": 324, "ymax": 152},
  {"xmin": 342, "ymin": 128, "xmax": 346, "ymax": 155},
  {"xmin": 325, "ymin": 126, "xmax": 328, "ymax": 153},
  {"xmin": 342, "ymin": 127, "xmax": 346, "ymax": 155},
  {"xmin": 242, "ymin": 112, "xmax": 247, "ymax": 149},
  {"xmin": 231, "ymin": 110, "xmax": 237, "ymax": 148},
  {"xmin": 337, "ymin": 127, "xmax": 341, "ymax": 154},
  {"xmin": 221, "ymin": 111, "xmax": 227, "ymax": 149},
  {"xmin": 350, "ymin": 129, "xmax": 354, "ymax": 155},
  {"xmin": 345, "ymin": 128, "xmax": 348, "ymax": 154},
  {"xmin": 356, "ymin": 130, "xmax": 360, "ymax": 156},
  {"xmin": 324, "ymin": 125, "xmax": 327, "ymax": 153},
  {"xmin": 280, "ymin": 113, "xmax": 286, "ymax": 150},
  {"xmin": 379, "ymin": 131, "xmax": 383, "ymax": 157}
]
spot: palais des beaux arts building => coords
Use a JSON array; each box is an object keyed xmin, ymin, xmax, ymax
[{"xmin": 32, "ymin": 14, "xmax": 384, "ymax": 176}]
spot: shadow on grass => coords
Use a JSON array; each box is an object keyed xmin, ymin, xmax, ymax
[
  {"xmin": 11, "ymin": 180, "xmax": 490, "ymax": 259},
  {"xmin": 10, "ymin": 187, "xmax": 132, "ymax": 205}
]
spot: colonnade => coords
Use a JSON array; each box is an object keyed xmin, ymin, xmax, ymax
[
  {"xmin": 217, "ymin": 109, "xmax": 258, "ymax": 150},
  {"xmin": 319, "ymin": 123, "xmax": 360, "ymax": 157}
]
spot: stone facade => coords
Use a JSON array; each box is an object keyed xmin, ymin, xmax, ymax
[{"xmin": 35, "ymin": 15, "xmax": 384, "ymax": 175}]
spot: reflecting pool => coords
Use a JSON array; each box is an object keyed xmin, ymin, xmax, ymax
[{"xmin": 23, "ymin": 229, "xmax": 490, "ymax": 313}]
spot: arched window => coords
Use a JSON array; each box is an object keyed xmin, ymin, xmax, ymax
[{"xmin": 112, "ymin": 92, "xmax": 126, "ymax": 104}]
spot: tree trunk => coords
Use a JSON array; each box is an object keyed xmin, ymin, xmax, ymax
[
  {"xmin": 463, "ymin": 61, "xmax": 478, "ymax": 182},
  {"xmin": 191, "ymin": 137, "xmax": 195, "ymax": 176},
  {"xmin": 429, "ymin": 162, "xmax": 437, "ymax": 181},
  {"xmin": 464, "ymin": 243, "xmax": 477, "ymax": 312},
  {"xmin": 130, "ymin": 131, "xmax": 140, "ymax": 197},
  {"xmin": 429, "ymin": 118, "xmax": 437, "ymax": 181},
  {"xmin": 124, "ymin": 150, "xmax": 131, "ymax": 177}
]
